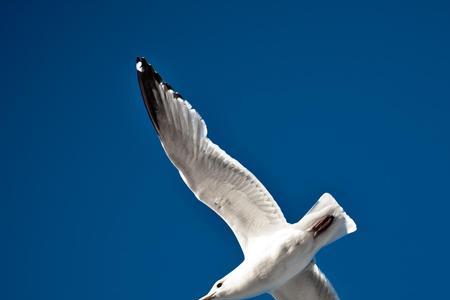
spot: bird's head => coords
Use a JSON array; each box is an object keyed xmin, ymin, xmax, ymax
[{"xmin": 199, "ymin": 277, "xmax": 236, "ymax": 300}]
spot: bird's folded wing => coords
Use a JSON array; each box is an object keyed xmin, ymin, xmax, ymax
[
  {"xmin": 271, "ymin": 262, "xmax": 339, "ymax": 300},
  {"xmin": 136, "ymin": 58, "xmax": 287, "ymax": 255}
]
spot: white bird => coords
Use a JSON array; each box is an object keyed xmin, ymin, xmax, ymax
[{"xmin": 136, "ymin": 57, "xmax": 357, "ymax": 300}]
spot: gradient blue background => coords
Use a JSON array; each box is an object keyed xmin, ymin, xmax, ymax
[{"xmin": 2, "ymin": 1, "xmax": 450, "ymax": 299}]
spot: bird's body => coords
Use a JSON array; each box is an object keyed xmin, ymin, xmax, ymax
[
  {"xmin": 249, "ymin": 227, "xmax": 314, "ymax": 284},
  {"xmin": 219, "ymin": 227, "xmax": 316, "ymax": 299},
  {"xmin": 136, "ymin": 57, "xmax": 357, "ymax": 300}
]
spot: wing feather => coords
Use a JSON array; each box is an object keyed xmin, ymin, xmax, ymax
[
  {"xmin": 271, "ymin": 262, "xmax": 339, "ymax": 300},
  {"xmin": 136, "ymin": 58, "xmax": 287, "ymax": 255}
]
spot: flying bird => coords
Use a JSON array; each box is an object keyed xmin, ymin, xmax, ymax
[{"xmin": 136, "ymin": 57, "xmax": 357, "ymax": 300}]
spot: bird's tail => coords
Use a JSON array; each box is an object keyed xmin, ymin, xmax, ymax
[{"xmin": 296, "ymin": 193, "xmax": 357, "ymax": 247}]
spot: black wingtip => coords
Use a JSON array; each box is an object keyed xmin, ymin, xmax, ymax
[
  {"xmin": 136, "ymin": 57, "xmax": 162, "ymax": 82},
  {"xmin": 136, "ymin": 57, "xmax": 150, "ymax": 65},
  {"xmin": 136, "ymin": 57, "xmax": 161, "ymax": 134},
  {"xmin": 136, "ymin": 57, "xmax": 146, "ymax": 72}
]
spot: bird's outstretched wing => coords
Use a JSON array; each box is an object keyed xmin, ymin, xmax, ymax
[
  {"xmin": 271, "ymin": 261, "xmax": 339, "ymax": 300},
  {"xmin": 136, "ymin": 57, "xmax": 287, "ymax": 255}
]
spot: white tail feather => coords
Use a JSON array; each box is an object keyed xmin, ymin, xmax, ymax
[{"xmin": 296, "ymin": 193, "xmax": 357, "ymax": 247}]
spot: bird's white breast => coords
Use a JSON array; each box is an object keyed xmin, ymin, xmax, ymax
[{"xmin": 236, "ymin": 227, "xmax": 317, "ymax": 297}]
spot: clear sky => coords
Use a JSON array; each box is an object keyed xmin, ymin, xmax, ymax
[{"xmin": 2, "ymin": 0, "xmax": 450, "ymax": 299}]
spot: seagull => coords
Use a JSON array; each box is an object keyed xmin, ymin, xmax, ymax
[{"xmin": 136, "ymin": 57, "xmax": 357, "ymax": 300}]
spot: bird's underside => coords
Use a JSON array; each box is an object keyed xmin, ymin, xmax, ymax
[
  {"xmin": 271, "ymin": 261, "xmax": 339, "ymax": 300},
  {"xmin": 136, "ymin": 57, "xmax": 355, "ymax": 300}
]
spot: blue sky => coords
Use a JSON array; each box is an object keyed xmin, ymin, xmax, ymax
[{"xmin": 2, "ymin": 0, "xmax": 450, "ymax": 299}]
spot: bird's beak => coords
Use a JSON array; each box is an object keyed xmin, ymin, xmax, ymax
[{"xmin": 199, "ymin": 292, "xmax": 216, "ymax": 300}]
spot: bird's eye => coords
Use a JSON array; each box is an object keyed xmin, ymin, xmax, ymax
[{"xmin": 216, "ymin": 282, "xmax": 223, "ymax": 288}]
